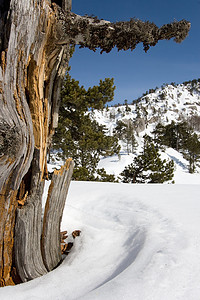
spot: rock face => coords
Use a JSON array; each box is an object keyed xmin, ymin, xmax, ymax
[{"xmin": 0, "ymin": 0, "xmax": 190, "ymax": 286}]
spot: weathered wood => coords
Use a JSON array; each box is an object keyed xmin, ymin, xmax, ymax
[
  {"xmin": 14, "ymin": 150, "xmax": 48, "ymax": 281},
  {"xmin": 63, "ymin": 0, "xmax": 72, "ymax": 12},
  {"xmin": 0, "ymin": 0, "xmax": 36, "ymax": 284},
  {"xmin": 0, "ymin": 0, "xmax": 72, "ymax": 285},
  {"xmin": 41, "ymin": 158, "xmax": 74, "ymax": 271},
  {"xmin": 0, "ymin": 0, "xmax": 190, "ymax": 286},
  {"xmin": 53, "ymin": 6, "xmax": 190, "ymax": 53},
  {"xmin": 15, "ymin": 184, "xmax": 48, "ymax": 281},
  {"xmin": 14, "ymin": 157, "xmax": 74, "ymax": 281}
]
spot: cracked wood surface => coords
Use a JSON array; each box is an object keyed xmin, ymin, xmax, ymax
[
  {"xmin": 41, "ymin": 159, "xmax": 74, "ymax": 272},
  {"xmin": 0, "ymin": 0, "xmax": 72, "ymax": 285},
  {"xmin": 0, "ymin": 0, "xmax": 190, "ymax": 286},
  {"xmin": 15, "ymin": 157, "xmax": 74, "ymax": 281}
]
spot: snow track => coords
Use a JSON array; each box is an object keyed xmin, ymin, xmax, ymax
[{"xmin": 1, "ymin": 182, "xmax": 200, "ymax": 300}]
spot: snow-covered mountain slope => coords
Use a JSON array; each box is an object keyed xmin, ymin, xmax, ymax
[
  {"xmin": 92, "ymin": 79, "xmax": 200, "ymax": 133},
  {"xmin": 1, "ymin": 182, "xmax": 200, "ymax": 300},
  {"xmin": 98, "ymin": 148, "xmax": 200, "ymax": 184},
  {"xmin": 91, "ymin": 80, "xmax": 200, "ymax": 183}
]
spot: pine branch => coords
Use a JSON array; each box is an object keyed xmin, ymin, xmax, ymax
[{"xmin": 54, "ymin": 4, "xmax": 190, "ymax": 53}]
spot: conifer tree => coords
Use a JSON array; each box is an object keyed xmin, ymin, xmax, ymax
[
  {"xmin": 52, "ymin": 74, "xmax": 120, "ymax": 180},
  {"xmin": 124, "ymin": 99, "xmax": 131, "ymax": 112},
  {"xmin": 183, "ymin": 132, "xmax": 200, "ymax": 173},
  {"xmin": 152, "ymin": 123, "xmax": 166, "ymax": 150},
  {"xmin": 124, "ymin": 122, "xmax": 137, "ymax": 154},
  {"xmin": 120, "ymin": 136, "xmax": 174, "ymax": 183},
  {"xmin": 114, "ymin": 120, "xmax": 137, "ymax": 154},
  {"xmin": 153, "ymin": 121, "xmax": 200, "ymax": 172},
  {"xmin": 0, "ymin": 0, "xmax": 191, "ymax": 285},
  {"xmin": 114, "ymin": 120, "xmax": 127, "ymax": 137}
]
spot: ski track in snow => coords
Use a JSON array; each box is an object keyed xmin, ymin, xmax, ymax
[
  {"xmin": 77, "ymin": 201, "xmax": 185, "ymax": 299},
  {"xmin": 1, "ymin": 183, "xmax": 200, "ymax": 300}
]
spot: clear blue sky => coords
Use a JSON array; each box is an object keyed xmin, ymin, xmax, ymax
[{"xmin": 69, "ymin": 0, "xmax": 200, "ymax": 105}]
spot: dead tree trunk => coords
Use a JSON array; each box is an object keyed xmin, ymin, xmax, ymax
[
  {"xmin": 14, "ymin": 158, "xmax": 74, "ymax": 281},
  {"xmin": 0, "ymin": 0, "xmax": 190, "ymax": 286},
  {"xmin": 0, "ymin": 0, "xmax": 74, "ymax": 286}
]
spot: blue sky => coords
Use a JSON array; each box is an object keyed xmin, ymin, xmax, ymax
[{"xmin": 69, "ymin": 0, "xmax": 200, "ymax": 105}]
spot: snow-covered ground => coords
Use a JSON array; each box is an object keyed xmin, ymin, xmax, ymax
[
  {"xmin": 92, "ymin": 80, "xmax": 200, "ymax": 184},
  {"xmin": 1, "ymin": 182, "xmax": 200, "ymax": 300},
  {"xmin": 98, "ymin": 146, "xmax": 200, "ymax": 184},
  {"xmin": 1, "ymin": 81, "xmax": 200, "ymax": 299}
]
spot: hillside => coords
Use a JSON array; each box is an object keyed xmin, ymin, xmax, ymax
[
  {"xmin": 90, "ymin": 79, "xmax": 200, "ymax": 183},
  {"xmin": 92, "ymin": 79, "xmax": 200, "ymax": 134}
]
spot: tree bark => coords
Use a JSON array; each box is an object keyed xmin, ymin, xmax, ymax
[
  {"xmin": 0, "ymin": 0, "xmax": 190, "ymax": 286},
  {"xmin": 0, "ymin": 0, "xmax": 73, "ymax": 286},
  {"xmin": 41, "ymin": 159, "xmax": 74, "ymax": 272},
  {"xmin": 15, "ymin": 158, "xmax": 74, "ymax": 282}
]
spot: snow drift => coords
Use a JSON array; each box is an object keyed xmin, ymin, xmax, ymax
[{"xmin": 1, "ymin": 182, "xmax": 200, "ymax": 300}]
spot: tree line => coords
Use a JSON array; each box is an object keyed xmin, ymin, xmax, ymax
[
  {"xmin": 52, "ymin": 75, "xmax": 200, "ymax": 183},
  {"xmin": 153, "ymin": 121, "xmax": 200, "ymax": 173}
]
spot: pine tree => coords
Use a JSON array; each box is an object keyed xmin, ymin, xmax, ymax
[
  {"xmin": 124, "ymin": 122, "xmax": 137, "ymax": 154},
  {"xmin": 96, "ymin": 168, "xmax": 117, "ymax": 182},
  {"xmin": 153, "ymin": 121, "xmax": 200, "ymax": 172},
  {"xmin": 124, "ymin": 99, "xmax": 131, "ymax": 112},
  {"xmin": 183, "ymin": 132, "xmax": 200, "ymax": 173},
  {"xmin": 114, "ymin": 120, "xmax": 127, "ymax": 137},
  {"xmin": 153, "ymin": 122, "xmax": 166, "ymax": 150},
  {"xmin": 120, "ymin": 136, "xmax": 174, "ymax": 183},
  {"xmin": 114, "ymin": 120, "xmax": 137, "ymax": 154},
  {"xmin": 52, "ymin": 74, "xmax": 120, "ymax": 180}
]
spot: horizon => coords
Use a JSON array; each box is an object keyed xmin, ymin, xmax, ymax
[{"xmin": 68, "ymin": 0, "xmax": 200, "ymax": 105}]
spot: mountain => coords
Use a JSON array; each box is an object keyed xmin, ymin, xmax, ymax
[
  {"xmin": 90, "ymin": 79, "xmax": 200, "ymax": 183},
  {"xmin": 92, "ymin": 79, "xmax": 200, "ymax": 133}
]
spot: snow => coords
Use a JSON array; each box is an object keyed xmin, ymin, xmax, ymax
[
  {"xmin": 92, "ymin": 81, "xmax": 200, "ymax": 132},
  {"xmin": 1, "ymin": 82, "xmax": 200, "ymax": 298},
  {"xmin": 98, "ymin": 147, "xmax": 200, "ymax": 184},
  {"xmin": 98, "ymin": 152, "xmax": 135, "ymax": 177},
  {"xmin": 50, "ymin": 80, "xmax": 200, "ymax": 184},
  {"xmin": 164, "ymin": 148, "xmax": 200, "ymax": 184},
  {"xmin": 91, "ymin": 81, "xmax": 200, "ymax": 184},
  {"xmin": 1, "ymin": 182, "xmax": 200, "ymax": 300}
]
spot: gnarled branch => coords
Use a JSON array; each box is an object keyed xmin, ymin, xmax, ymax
[
  {"xmin": 53, "ymin": 5, "xmax": 190, "ymax": 53},
  {"xmin": 0, "ymin": 0, "xmax": 190, "ymax": 286}
]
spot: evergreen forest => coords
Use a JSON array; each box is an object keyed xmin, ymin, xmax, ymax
[{"xmin": 52, "ymin": 77, "xmax": 200, "ymax": 183}]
